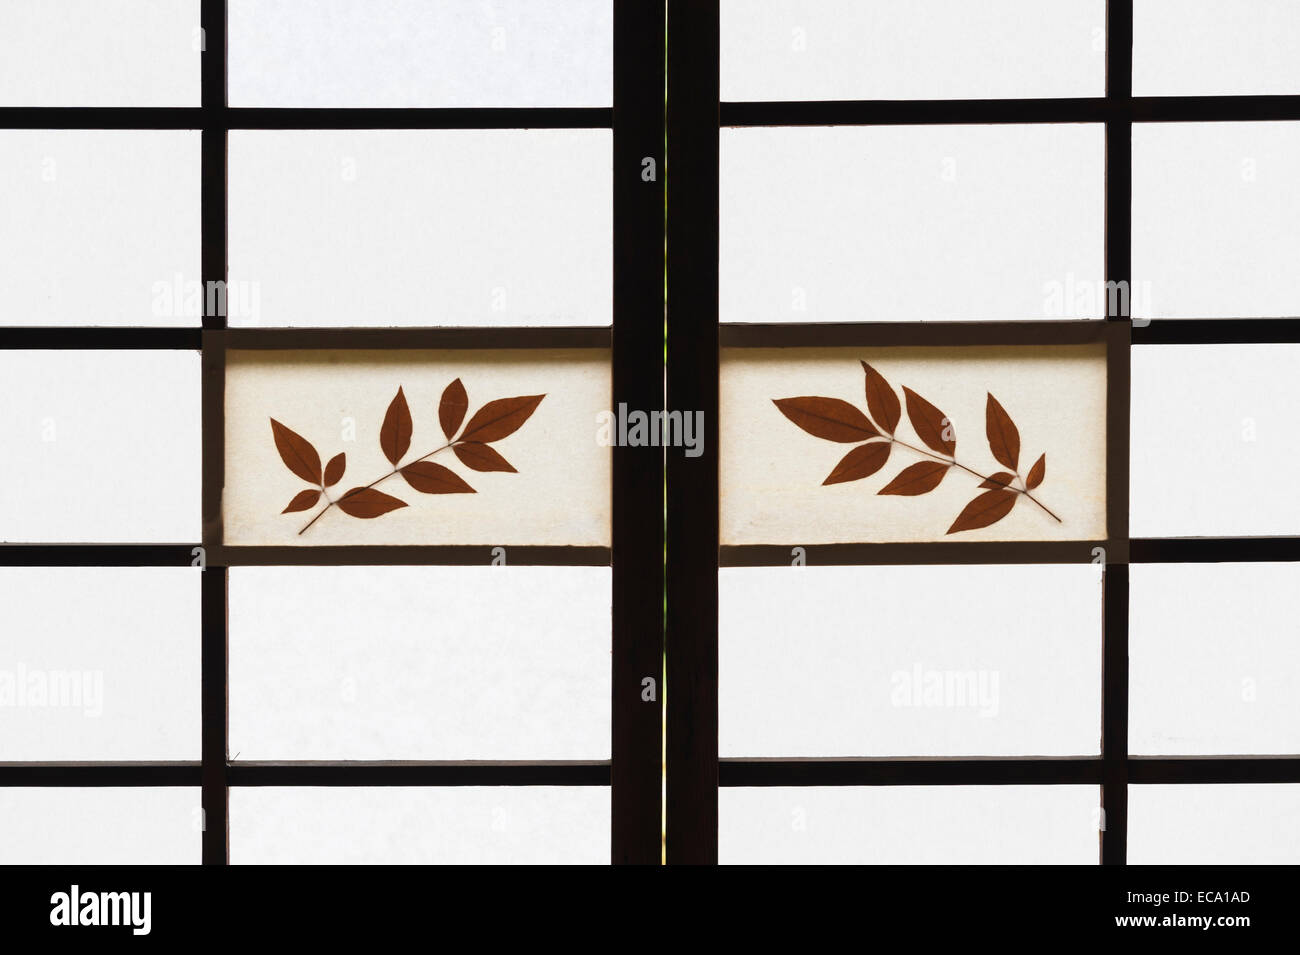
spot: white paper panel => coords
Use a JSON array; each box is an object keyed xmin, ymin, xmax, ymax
[
  {"xmin": 1129, "ymin": 784, "xmax": 1300, "ymax": 864},
  {"xmin": 1131, "ymin": 563, "xmax": 1300, "ymax": 755},
  {"xmin": 0, "ymin": 131, "xmax": 201, "ymax": 327},
  {"xmin": 0, "ymin": 568, "xmax": 200, "ymax": 760},
  {"xmin": 229, "ymin": 567, "xmax": 610, "ymax": 760},
  {"xmin": 722, "ymin": 0, "xmax": 1105, "ymax": 101},
  {"xmin": 230, "ymin": 786, "xmax": 610, "ymax": 864},
  {"xmin": 1134, "ymin": 0, "xmax": 1300, "ymax": 95},
  {"xmin": 229, "ymin": 0, "xmax": 612, "ymax": 108},
  {"xmin": 0, "ymin": 1, "xmax": 199, "ymax": 106},
  {"xmin": 721, "ymin": 565, "xmax": 1102, "ymax": 757},
  {"xmin": 720, "ymin": 786, "xmax": 1099, "ymax": 864},
  {"xmin": 1133, "ymin": 122, "xmax": 1300, "ymax": 319},
  {"xmin": 0, "ymin": 351, "xmax": 201, "ymax": 543},
  {"xmin": 720, "ymin": 125, "xmax": 1104, "ymax": 323},
  {"xmin": 0, "ymin": 788, "xmax": 200, "ymax": 864},
  {"xmin": 1131, "ymin": 345, "xmax": 1300, "ymax": 537},
  {"xmin": 228, "ymin": 129, "xmax": 611, "ymax": 327}
]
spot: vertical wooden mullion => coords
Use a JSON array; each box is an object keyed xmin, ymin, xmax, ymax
[
  {"xmin": 665, "ymin": 0, "xmax": 720, "ymax": 865},
  {"xmin": 611, "ymin": 0, "xmax": 667, "ymax": 865}
]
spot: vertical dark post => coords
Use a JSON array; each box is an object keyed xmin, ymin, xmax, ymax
[
  {"xmin": 665, "ymin": 0, "xmax": 720, "ymax": 864},
  {"xmin": 200, "ymin": 0, "xmax": 229, "ymax": 866},
  {"xmin": 1102, "ymin": 0, "xmax": 1134, "ymax": 866},
  {"xmin": 611, "ymin": 0, "xmax": 667, "ymax": 865}
]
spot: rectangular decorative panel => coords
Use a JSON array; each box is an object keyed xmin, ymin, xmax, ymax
[
  {"xmin": 0, "ymin": 788, "xmax": 200, "ymax": 865},
  {"xmin": 1128, "ymin": 784, "xmax": 1300, "ymax": 864}
]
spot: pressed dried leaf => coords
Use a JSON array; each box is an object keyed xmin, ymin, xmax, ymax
[
  {"xmin": 281, "ymin": 488, "xmax": 320, "ymax": 513},
  {"xmin": 270, "ymin": 418, "xmax": 322, "ymax": 485},
  {"xmin": 401, "ymin": 461, "xmax": 476, "ymax": 494},
  {"xmin": 861, "ymin": 361, "xmax": 901, "ymax": 435},
  {"xmin": 901, "ymin": 387, "xmax": 956, "ymax": 456},
  {"xmin": 454, "ymin": 442, "xmax": 516, "ymax": 473},
  {"xmin": 461, "ymin": 394, "xmax": 546, "ymax": 444},
  {"xmin": 335, "ymin": 487, "xmax": 408, "ymax": 519},
  {"xmin": 439, "ymin": 378, "xmax": 469, "ymax": 440},
  {"xmin": 985, "ymin": 393, "xmax": 1021, "ymax": 471},
  {"xmin": 979, "ymin": 471, "xmax": 1016, "ymax": 490},
  {"xmin": 878, "ymin": 460, "xmax": 950, "ymax": 496},
  {"xmin": 823, "ymin": 441, "xmax": 891, "ymax": 485},
  {"xmin": 380, "ymin": 387, "xmax": 413, "ymax": 466},
  {"xmin": 1026, "ymin": 453, "xmax": 1046, "ymax": 490},
  {"xmin": 947, "ymin": 489, "xmax": 1018, "ymax": 534},
  {"xmin": 773, "ymin": 396, "xmax": 879, "ymax": 443},
  {"xmin": 323, "ymin": 452, "xmax": 346, "ymax": 488}
]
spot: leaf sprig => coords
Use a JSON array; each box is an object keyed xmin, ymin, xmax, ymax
[
  {"xmin": 271, "ymin": 379, "xmax": 545, "ymax": 536},
  {"xmin": 774, "ymin": 362, "xmax": 1059, "ymax": 534}
]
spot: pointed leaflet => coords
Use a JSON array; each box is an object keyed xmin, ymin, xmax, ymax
[
  {"xmin": 861, "ymin": 362, "xmax": 901, "ymax": 434},
  {"xmin": 823, "ymin": 441, "xmax": 891, "ymax": 485},
  {"xmin": 947, "ymin": 489, "xmax": 1018, "ymax": 534},
  {"xmin": 281, "ymin": 489, "xmax": 320, "ymax": 513},
  {"xmin": 979, "ymin": 471, "xmax": 1016, "ymax": 489},
  {"xmin": 985, "ymin": 393, "xmax": 1021, "ymax": 471},
  {"xmin": 772, "ymin": 397, "xmax": 879, "ymax": 443},
  {"xmin": 336, "ymin": 487, "xmax": 407, "ymax": 519},
  {"xmin": 878, "ymin": 460, "xmax": 950, "ymax": 496},
  {"xmin": 270, "ymin": 419, "xmax": 322, "ymax": 485},
  {"xmin": 323, "ymin": 452, "xmax": 346, "ymax": 488},
  {"xmin": 439, "ymin": 378, "xmax": 468, "ymax": 440},
  {"xmin": 380, "ymin": 387, "xmax": 413, "ymax": 466},
  {"xmin": 454, "ymin": 442, "xmax": 516, "ymax": 473},
  {"xmin": 461, "ymin": 395, "xmax": 545, "ymax": 444},
  {"xmin": 401, "ymin": 461, "xmax": 476, "ymax": 494},
  {"xmin": 1026, "ymin": 453, "xmax": 1046, "ymax": 490},
  {"xmin": 901, "ymin": 387, "xmax": 956, "ymax": 456}
]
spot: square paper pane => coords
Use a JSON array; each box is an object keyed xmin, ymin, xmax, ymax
[
  {"xmin": 0, "ymin": 568, "xmax": 200, "ymax": 761},
  {"xmin": 1131, "ymin": 344, "xmax": 1300, "ymax": 537},
  {"xmin": 229, "ymin": 0, "xmax": 612, "ymax": 108},
  {"xmin": 721, "ymin": 125, "xmax": 1104, "ymax": 323},
  {"xmin": 721, "ymin": 565, "xmax": 1103, "ymax": 757},
  {"xmin": 0, "ymin": 351, "xmax": 200, "ymax": 543},
  {"xmin": 1133, "ymin": 122, "xmax": 1300, "ymax": 320},
  {"xmin": 229, "ymin": 566, "xmax": 610, "ymax": 761},
  {"xmin": 1131, "ymin": 563, "xmax": 1300, "ymax": 755},
  {"xmin": 720, "ymin": 786, "xmax": 1099, "ymax": 864},
  {"xmin": 0, "ymin": 1, "xmax": 200, "ymax": 106},
  {"xmin": 228, "ymin": 130, "xmax": 611, "ymax": 327},
  {"xmin": 230, "ymin": 787, "xmax": 610, "ymax": 864},
  {"xmin": 1129, "ymin": 785, "xmax": 1300, "ymax": 864},
  {"xmin": 722, "ymin": 0, "xmax": 1105, "ymax": 101},
  {"xmin": 0, "ymin": 131, "xmax": 201, "ymax": 327},
  {"xmin": 0, "ymin": 788, "xmax": 200, "ymax": 864},
  {"xmin": 1134, "ymin": 0, "xmax": 1300, "ymax": 96}
]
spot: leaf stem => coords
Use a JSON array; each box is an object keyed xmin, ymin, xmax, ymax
[{"xmin": 297, "ymin": 441, "xmax": 459, "ymax": 536}]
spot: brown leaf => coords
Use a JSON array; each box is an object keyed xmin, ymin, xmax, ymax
[
  {"xmin": 323, "ymin": 452, "xmax": 346, "ymax": 488},
  {"xmin": 902, "ymin": 387, "xmax": 956, "ymax": 456},
  {"xmin": 401, "ymin": 461, "xmax": 476, "ymax": 494},
  {"xmin": 281, "ymin": 489, "xmax": 320, "ymax": 513},
  {"xmin": 335, "ymin": 487, "xmax": 408, "ymax": 519},
  {"xmin": 1026, "ymin": 453, "xmax": 1046, "ymax": 490},
  {"xmin": 823, "ymin": 441, "xmax": 891, "ymax": 485},
  {"xmin": 878, "ymin": 460, "xmax": 950, "ymax": 496},
  {"xmin": 380, "ymin": 387, "xmax": 413, "ymax": 466},
  {"xmin": 979, "ymin": 471, "xmax": 1016, "ymax": 489},
  {"xmin": 461, "ymin": 395, "xmax": 545, "ymax": 444},
  {"xmin": 439, "ymin": 378, "xmax": 468, "ymax": 440},
  {"xmin": 454, "ymin": 442, "xmax": 516, "ymax": 473},
  {"xmin": 947, "ymin": 489, "xmax": 1018, "ymax": 534},
  {"xmin": 773, "ymin": 396, "xmax": 879, "ymax": 443},
  {"xmin": 985, "ymin": 393, "xmax": 1021, "ymax": 471},
  {"xmin": 861, "ymin": 362, "xmax": 901, "ymax": 435},
  {"xmin": 270, "ymin": 419, "xmax": 322, "ymax": 485}
]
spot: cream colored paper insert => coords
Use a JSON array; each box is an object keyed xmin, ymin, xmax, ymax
[{"xmin": 721, "ymin": 344, "xmax": 1107, "ymax": 544}]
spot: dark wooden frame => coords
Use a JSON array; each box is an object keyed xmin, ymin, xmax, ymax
[
  {"xmin": 665, "ymin": 0, "xmax": 1300, "ymax": 864},
  {"xmin": 0, "ymin": 1, "xmax": 665, "ymax": 866}
]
